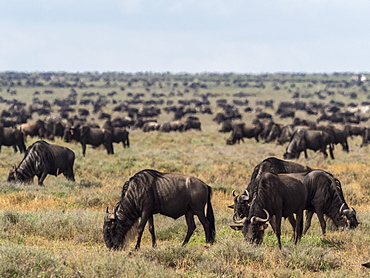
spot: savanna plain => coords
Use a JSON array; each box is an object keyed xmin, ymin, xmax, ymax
[{"xmin": 1, "ymin": 72, "xmax": 370, "ymax": 277}]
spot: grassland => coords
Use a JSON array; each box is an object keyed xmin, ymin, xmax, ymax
[{"xmin": 1, "ymin": 72, "xmax": 370, "ymax": 277}]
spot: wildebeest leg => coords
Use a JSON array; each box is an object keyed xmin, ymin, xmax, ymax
[
  {"xmin": 148, "ymin": 216, "xmax": 156, "ymax": 248},
  {"xmin": 193, "ymin": 209, "xmax": 211, "ymax": 244},
  {"xmin": 315, "ymin": 211, "xmax": 327, "ymax": 235},
  {"xmin": 275, "ymin": 214, "xmax": 282, "ymax": 249},
  {"xmin": 294, "ymin": 209, "xmax": 304, "ymax": 244},
  {"xmin": 303, "ymin": 210, "xmax": 315, "ymax": 234},
  {"xmin": 183, "ymin": 210, "xmax": 196, "ymax": 246},
  {"xmin": 134, "ymin": 212, "xmax": 151, "ymax": 250},
  {"xmin": 38, "ymin": 173, "xmax": 48, "ymax": 186},
  {"xmin": 63, "ymin": 168, "xmax": 75, "ymax": 182},
  {"xmin": 304, "ymin": 150, "xmax": 308, "ymax": 159},
  {"xmin": 268, "ymin": 215, "xmax": 277, "ymax": 234},
  {"xmin": 81, "ymin": 143, "xmax": 87, "ymax": 156},
  {"xmin": 287, "ymin": 214, "xmax": 296, "ymax": 238},
  {"xmin": 322, "ymin": 146, "xmax": 328, "ymax": 159},
  {"xmin": 12, "ymin": 145, "xmax": 18, "ymax": 153},
  {"xmin": 329, "ymin": 144, "xmax": 335, "ymax": 159}
]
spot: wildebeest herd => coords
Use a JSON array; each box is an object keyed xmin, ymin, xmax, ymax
[
  {"xmin": 2, "ymin": 72, "xmax": 370, "ymax": 269},
  {"xmin": 6, "ymin": 141, "xmax": 359, "ymax": 251}
]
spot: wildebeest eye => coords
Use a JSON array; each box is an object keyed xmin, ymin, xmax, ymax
[{"xmin": 336, "ymin": 216, "xmax": 345, "ymax": 222}]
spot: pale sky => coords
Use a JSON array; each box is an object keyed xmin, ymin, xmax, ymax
[{"xmin": 1, "ymin": 0, "xmax": 369, "ymax": 73}]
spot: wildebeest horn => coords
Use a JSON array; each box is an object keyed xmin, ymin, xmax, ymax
[
  {"xmin": 232, "ymin": 189, "xmax": 237, "ymax": 197},
  {"xmin": 251, "ymin": 209, "xmax": 270, "ymax": 224},
  {"xmin": 339, "ymin": 203, "xmax": 354, "ymax": 217},
  {"xmin": 106, "ymin": 207, "xmax": 110, "ymax": 213},
  {"xmin": 233, "ymin": 216, "xmax": 247, "ymax": 224},
  {"xmin": 244, "ymin": 189, "xmax": 250, "ymax": 200}
]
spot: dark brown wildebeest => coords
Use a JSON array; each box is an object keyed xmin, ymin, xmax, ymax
[
  {"xmin": 316, "ymin": 125, "xmax": 349, "ymax": 153},
  {"xmin": 230, "ymin": 157, "xmax": 312, "ymax": 232},
  {"xmin": 7, "ymin": 140, "xmax": 75, "ymax": 186},
  {"xmin": 0, "ymin": 126, "xmax": 26, "ymax": 153},
  {"xmin": 226, "ymin": 120, "xmax": 264, "ymax": 145},
  {"xmin": 242, "ymin": 172, "xmax": 307, "ymax": 248},
  {"xmin": 103, "ymin": 169, "xmax": 215, "ymax": 250},
  {"xmin": 281, "ymin": 170, "xmax": 358, "ymax": 234},
  {"xmin": 63, "ymin": 125, "xmax": 114, "ymax": 156},
  {"xmin": 103, "ymin": 120, "xmax": 130, "ymax": 148},
  {"xmin": 283, "ymin": 128, "xmax": 334, "ymax": 159}
]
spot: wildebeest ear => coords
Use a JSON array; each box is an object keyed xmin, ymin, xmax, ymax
[{"xmin": 228, "ymin": 204, "xmax": 234, "ymax": 209}]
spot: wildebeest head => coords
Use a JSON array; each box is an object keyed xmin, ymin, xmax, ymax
[
  {"xmin": 7, "ymin": 165, "xmax": 17, "ymax": 183},
  {"xmin": 229, "ymin": 189, "xmax": 250, "ymax": 223},
  {"xmin": 7, "ymin": 165, "xmax": 33, "ymax": 184},
  {"xmin": 339, "ymin": 203, "xmax": 359, "ymax": 229},
  {"xmin": 244, "ymin": 209, "xmax": 269, "ymax": 245},
  {"xmin": 103, "ymin": 205, "xmax": 122, "ymax": 250},
  {"xmin": 283, "ymin": 150, "xmax": 299, "ymax": 159}
]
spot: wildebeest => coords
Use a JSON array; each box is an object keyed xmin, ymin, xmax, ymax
[
  {"xmin": 20, "ymin": 120, "xmax": 46, "ymax": 139},
  {"xmin": 280, "ymin": 170, "xmax": 358, "ymax": 234},
  {"xmin": 103, "ymin": 169, "xmax": 216, "ymax": 250},
  {"xmin": 232, "ymin": 163, "xmax": 358, "ymax": 237},
  {"xmin": 63, "ymin": 125, "xmax": 114, "ymax": 156},
  {"xmin": 242, "ymin": 172, "xmax": 307, "ymax": 248},
  {"xmin": 226, "ymin": 120, "xmax": 263, "ymax": 145},
  {"xmin": 0, "ymin": 126, "xmax": 26, "ymax": 153},
  {"xmin": 7, "ymin": 140, "xmax": 75, "ymax": 186},
  {"xmin": 283, "ymin": 128, "xmax": 334, "ymax": 159},
  {"xmin": 230, "ymin": 157, "xmax": 312, "ymax": 225},
  {"xmin": 103, "ymin": 120, "xmax": 130, "ymax": 148}
]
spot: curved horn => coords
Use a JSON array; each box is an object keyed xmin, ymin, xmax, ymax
[
  {"xmin": 233, "ymin": 216, "xmax": 247, "ymax": 224},
  {"xmin": 339, "ymin": 203, "xmax": 354, "ymax": 217},
  {"xmin": 106, "ymin": 207, "xmax": 110, "ymax": 214},
  {"xmin": 232, "ymin": 189, "xmax": 237, "ymax": 197},
  {"xmin": 251, "ymin": 209, "xmax": 270, "ymax": 224},
  {"xmin": 244, "ymin": 189, "xmax": 250, "ymax": 200}
]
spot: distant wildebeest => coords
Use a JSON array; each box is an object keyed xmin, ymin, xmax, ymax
[
  {"xmin": 283, "ymin": 129, "xmax": 334, "ymax": 159},
  {"xmin": 142, "ymin": 121, "xmax": 160, "ymax": 132},
  {"xmin": 20, "ymin": 120, "xmax": 46, "ymax": 139},
  {"xmin": 103, "ymin": 120, "xmax": 130, "ymax": 148},
  {"xmin": 0, "ymin": 126, "xmax": 26, "ymax": 153},
  {"xmin": 7, "ymin": 140, "xmax": 75, "ymax": 186},
  {"xmin": 63, "ymin": 125, "xmax": 114, "ymax": 156},
  {"xmin": 159, "ymin": 120, "xmax": 184, "ymax": 132},
  {"xmin": 103, "ymin": 169, "xmax": 216, "ymax": 250},
  {"xmin": 226, "ymin": 120, "xmax": 263, "ymax": 145}
]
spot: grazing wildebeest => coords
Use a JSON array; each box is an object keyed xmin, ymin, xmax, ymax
[
  {"xmin": 280, "ymin": 170, "xmax": 358, "ymax": 234},
  {"xmin": 242, "ymin": 172, "xmax": 307, "ymax": 248},
  {"xmin": 232, "ymin": 167, "xmax": 358, "ymax": 236},
  {"xmin": 103, "ymin": 169, "xmax": 216, "ymax": 250},
  {"xmin": 0, "ymin": 126, "xmax": 26, "ymax": 153},
  {"xmin": 230, "ymin": 157, "xmax": 312, "ymax": 225},
  {"xmin": 7, "ymin": 140, "xmax": 75, "ymax": 186},
  {"xmin": 63, "ymin": 125, "xmax": 114, "ymax": 156},
  {"xmin": 283, "ymin": 128, "xmax": 334, "ymax": 159}
]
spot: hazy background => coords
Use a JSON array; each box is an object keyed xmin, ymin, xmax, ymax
[{"xmin": 1, "ymin": 0, "xmax": 368, "ymax": 73}]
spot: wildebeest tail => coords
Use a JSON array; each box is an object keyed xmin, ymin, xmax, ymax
[{"xmin": 206, "ymin": 186, "xmax": 216, "ymax": 243}]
